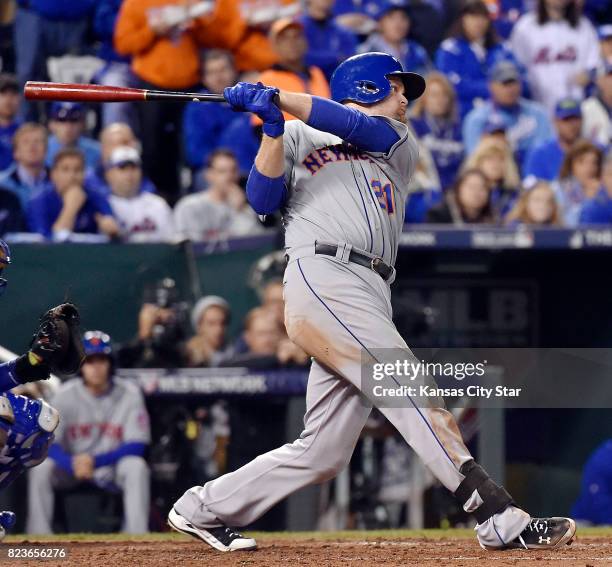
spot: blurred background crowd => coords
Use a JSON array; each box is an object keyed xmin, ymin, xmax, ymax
[
  {"xmin": 0, "ymin": 0, "xmax": 611, "ymax": 537},
  {"xmin": 0, "ymin": 0, "xmax": 608, "ymax": 242}
]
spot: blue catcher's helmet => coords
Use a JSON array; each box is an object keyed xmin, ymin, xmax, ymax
[
  {"xmin": 330, "ymin": 52, "xmax": 426, "ymax": 105},
  {"xmin": 0, "ymin": 240, "xmax": 10, "ymax": 296},
  {"xmin": 82, "ymin": 330, "xmax": 113, "ymax": 357}
]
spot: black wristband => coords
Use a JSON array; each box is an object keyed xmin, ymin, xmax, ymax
[{"xmin": 14, "ymin": 354, "xmax": 50, "ymax": 384}]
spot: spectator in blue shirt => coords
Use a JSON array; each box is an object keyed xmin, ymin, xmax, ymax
[
  {"xmin": 46, "ymin": 103, "xmax": 101, "ymax": 170},
  {"xmin": 523, "ymin": 98, "xmax": 584, "ymax": 183},
  {"xmin": 552, "ymin": 140, "xmax": 603, "ymax": 227},
  {"xmin": 435, "ymin": 0, "xmax": 517, "ymax": 118},
  {"xmin": 0, "ymin": 75, "xmax": 22, "ymax": 173},
  {"xmin": 580, "ymin": 150, "xmax": 612, "ymax": 224},
  {"xmin": 27, "ymin": 148, "xmax": 119, "ymax": 241},
  {"xmin": 92, "ymin": 0, "xmax": 135, "ymax": 129},
  {"xmin": 0, "ymin": 122, "xmax": 49, "ymax": 209},
  {"xmin": 183, "ymin": 50, "xmax": 240, "ymax": 173},
  {"xmin": 410, "ymin": 71, "xmax": 464, "ymax": 191},
  {"xmin": 463, "ymin": 61, "xmax": 553, "ymax": 169},
  {"xmin": 359, "ymin": 0, "xmax": 431, "ymax": 76},
  {"xmin": 300, "ymin": 0, "xmax": 358, "ymax": 81},
  {"xmin": 572, "ymin": 439, "xmax": 612, "ymax": 525}
]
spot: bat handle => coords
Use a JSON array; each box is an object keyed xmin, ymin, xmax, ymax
[{"xmin": 144, "ymin": 90, "xmax": 226, "ymax": 103}]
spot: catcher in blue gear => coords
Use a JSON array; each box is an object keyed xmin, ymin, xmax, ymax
[{"xmin": 0, "ymin": 238, "xmax": 85, "ymax": 539}]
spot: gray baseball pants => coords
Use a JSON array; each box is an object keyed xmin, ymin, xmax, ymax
[{"xmin": 174, "ymin": 255, "xmax": 529, "ymax": 547}]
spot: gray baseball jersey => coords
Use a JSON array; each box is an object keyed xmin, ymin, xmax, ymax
[
  {"xmin": 282, "ymin": 117, "xmax": 418, "ymax": 266},
  {"xmin": 50, "ymin": 378, "xmax": 150, "ymax": 455}
]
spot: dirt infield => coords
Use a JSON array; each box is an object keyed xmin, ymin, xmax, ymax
[{"xmin": 3, "ymin": 531, "xmax": 612, "ymax": 566}]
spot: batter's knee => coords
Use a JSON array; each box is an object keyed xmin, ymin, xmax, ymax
[{"xmin": 309, "ymin": 447, "xmax": 351, "ymax": 483}]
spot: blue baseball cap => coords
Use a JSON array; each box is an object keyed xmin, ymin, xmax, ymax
[
  {"xmin": 554, "ymin": 98, "xmax": 582, "ymax": 120},
  {"xmin": 376, "ymin": 0, "xmax": 411, "ymax": 20},
  {"xmin": 82, "ymin": 330, "xmax": 113, "ymax": 357},
  {"xmin": 598, "ymin": 25, "xmax": 612, "ymax": 40},
  {"xmin": 50, "ymin": 101, "xmax": 85, "ymax": 121},
  {"xmin": 488, "ymin": 60, "xmax": 520, "ymax": 83}
]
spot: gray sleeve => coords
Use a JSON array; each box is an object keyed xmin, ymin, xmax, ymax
[
  {"xmin": 368, "ymin": 117, "xmax": 418, "ymax": 185},
  {"xmin": 123, "ymin": 388, "xmax": 151, "ymax": 444}
]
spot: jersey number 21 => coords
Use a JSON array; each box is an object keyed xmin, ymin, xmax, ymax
[{"xmin": 371, "ymin": 180, "xmax": 395, "ymax": 214}]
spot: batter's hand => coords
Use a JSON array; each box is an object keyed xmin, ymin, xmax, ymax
[{"xmin": 224, "ymin": 82, "xmax": 284, "ymax": 138}]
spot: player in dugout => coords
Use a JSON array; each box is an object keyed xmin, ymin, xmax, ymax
[{"xmin": 27, "ymin": 330, "xmax": 151, "ymax": 534}]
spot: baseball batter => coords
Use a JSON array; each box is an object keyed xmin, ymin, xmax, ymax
[{"xmin": 168, "ymin": 53, "xmax": 575, "ymax": 552}]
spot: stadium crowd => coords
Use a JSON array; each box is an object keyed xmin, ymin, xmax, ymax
[{"xmin": 0, "ymin": 0, "xmax": 608, "ymax": 241}]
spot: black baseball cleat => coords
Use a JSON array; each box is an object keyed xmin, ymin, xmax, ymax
[
  {"xmin": 484, "ymin": 517, "xmax": 576, "ymax": 550},
  {"xmin": 167, "ymin": 507, "xmax": 257, "ymax": 552}
]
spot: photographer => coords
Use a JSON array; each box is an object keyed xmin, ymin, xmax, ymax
[{"xmin": 118, "ymin": 278, "xmax": 189, "ymax": 368}]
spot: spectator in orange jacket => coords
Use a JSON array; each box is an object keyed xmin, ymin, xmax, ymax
[
  {"xmin": 256, "ymin": 18, "xmax": 330, "ymax": 123},
  {"xmin": 114, "ymin": 0, "xmax": 277, "ymax": 203}
]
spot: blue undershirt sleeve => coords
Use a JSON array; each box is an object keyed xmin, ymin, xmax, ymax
[
  {"xmin": 0, "ymin": 360, "xmax": 20, "ymax": 393},
  {"xmin": 48, "ymin": 443, "xmax": 73, "ymax": 475},
  {"xmin": 306, "ymin": 96, "xmax": 400, "ymax": 153},
  {"xmin": 93, "ymin": 441, "xmax": 146, "ymax": 469}
]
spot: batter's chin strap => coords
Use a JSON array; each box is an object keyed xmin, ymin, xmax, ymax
[{"xmin": 454, "ymin": 460, "xmax": 514, "ymax": 524}]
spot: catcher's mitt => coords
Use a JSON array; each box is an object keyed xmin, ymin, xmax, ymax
[{"xmin": 30, "ymin": 303, "xmax": 86, "ymax": 376}]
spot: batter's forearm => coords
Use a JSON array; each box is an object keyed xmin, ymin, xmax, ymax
[
  {"xmin": 254, "ymin": 134, "xmax": 285, "ymax": 178},
  {"xmin": 277, "ymin": 91, "xmax": 313, "ymax": 123}
]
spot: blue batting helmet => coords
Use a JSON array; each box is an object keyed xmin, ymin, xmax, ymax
[
  {"xmin": 0, "ymin": 239, "xmax": 10, "ymax": 296},
  {"xmin": 82, "ymin": 330, "xmax": 113, "ymax": 357},
  {"xmin": 330, "ymin": 52, "xmax": 426, "ymax": 105}
]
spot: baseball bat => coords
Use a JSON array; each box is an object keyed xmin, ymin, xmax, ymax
[{"xmin": 24, "ymin": 81, "xmax": 226, "ymax": 103}]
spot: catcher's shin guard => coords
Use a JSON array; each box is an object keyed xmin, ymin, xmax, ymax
[{"xmin": 454, "ymin": 460, "xmax": 514, "ymax": 523}]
